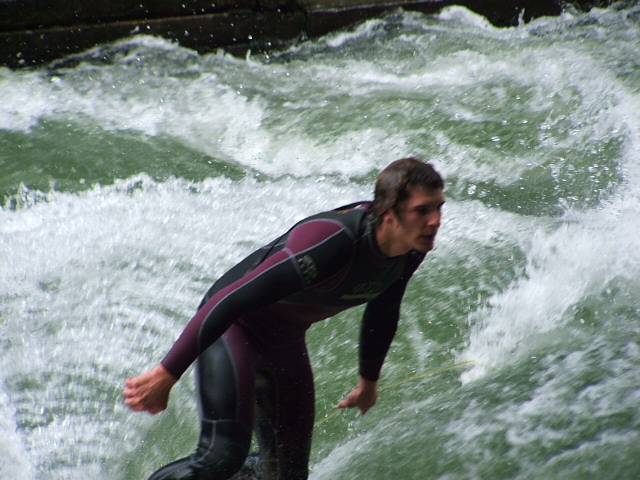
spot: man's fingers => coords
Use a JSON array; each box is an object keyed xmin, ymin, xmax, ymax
[
  {"xmin": 123, "ymin": 392, "xmax": 141, "ymax": 408},
  {"xmin": 123, "ymin": 388, "xmax": 167, "ymax": 415},
  {"xmin": 123, "ymin": 382, "xmax": 145, "ymax": 411},
  {"xmin": 124, "ymin": 394, "xmax": 154, "ymax": 413},
  {"xmin": 337, "ymin": 392, "xmax": 357, "ymax": 409},
  {"xmin": 337, "ymin": 400, "xmax": 369, "ymax": 415}
]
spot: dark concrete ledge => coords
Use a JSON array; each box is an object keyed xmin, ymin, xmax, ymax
[
  {"xmin": 2, "ymin": 9, "xmax": 306, "ymax": 69},
  {"xmin": 0, "ymin": 1, "xmax": 286, "ymax": 32},
  {"xmin": 0, "ymin": 0, "xmax": 613, "ymax": 69}
]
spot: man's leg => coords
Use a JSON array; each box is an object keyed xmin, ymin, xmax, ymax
[
  {"xmin": 253, "ymin": 339, "xmax": 315, "ymax": 480},
  {"xmin": 149, "ymin": 325, "xmax": 255, "ymax": 480}
]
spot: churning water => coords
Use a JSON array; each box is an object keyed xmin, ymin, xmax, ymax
[{"xmin": 1, "ymin": 2, "xmax": 639, "ymax": 479}]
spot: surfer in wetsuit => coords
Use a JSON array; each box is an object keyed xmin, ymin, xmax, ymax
[{"xmin": 123, "ymin": 158, "xmax": 445, "ymax": 480}]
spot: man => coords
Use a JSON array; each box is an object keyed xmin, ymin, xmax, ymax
[{"xmin": 124, "ymin": 158, "xmax": 445, "ymax": 480}]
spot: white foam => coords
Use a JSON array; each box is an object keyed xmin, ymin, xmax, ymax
[
  {"xmin": 0, "ymin": 382, "xmax": 36, "ymax": 480},
  {"xmin": 310, "ymin": 429, "xmax": 376, "ymax": 480},
  {"xmin": 0, "ymin": 175, "xmax": 371, "ymax": 478},
  {"xmin": 0, "ymin": 70, "xmax": 54, "ymax": 132},
  {"xmin": 436, "ymin": 5, "xmax": 496, "ymax": 30},
  {"xmin": 321, "ymin": 18, "xmax": 387, "ymax": 49},
  {"xmin": 456, "ymin": 21, "xmax": 640, "ymax": 380},
  {"xmin": 460, "ymin": 183, "xmax": 640, "ymax": 381},
  {"xmin": 1, "ymin": 11, "xmax": 634, "ymax": 182}
]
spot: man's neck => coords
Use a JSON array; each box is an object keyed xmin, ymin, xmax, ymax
[{"xmin": 374, "ymin": 221, "xmax": 410, "ymax": 258}]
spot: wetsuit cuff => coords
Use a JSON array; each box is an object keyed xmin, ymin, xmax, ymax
[
  {"xmin": 160, "ymin": 359, "xmax": 184, "ymax": 380},
  {"xmin": 359, "ymin": 364, "xmax": 382, "ymax": 382}
]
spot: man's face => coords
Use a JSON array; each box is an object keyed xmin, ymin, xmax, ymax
[{"xmin": 389, "ymin": 187, "xmax": 445, "ymax": 254}]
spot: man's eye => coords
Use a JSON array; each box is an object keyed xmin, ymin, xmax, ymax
[{"xmin": 413, "ymin": 204, "xmax": 443, "ymax": 215}]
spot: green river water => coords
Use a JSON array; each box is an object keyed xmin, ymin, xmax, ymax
[{"xmin": 1, "ymin": 3, "xmax": 639, "ymax": 479}]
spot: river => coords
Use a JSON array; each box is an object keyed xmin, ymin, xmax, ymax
[{"xmin": 1, "ymin": 2, "xmax": 639, "ymax": 479}]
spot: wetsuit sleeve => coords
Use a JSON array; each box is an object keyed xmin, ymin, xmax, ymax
[
  {"xmin": 358, "ymin": 277, "xmax": 409, "ymax": 381},
  {"xmin": 358, "ymin": 251, "xmax": 425, "ymax": 381},
  {"xmin": 161, "ymin": 219, "xmax": 354, "ymax": 379}
]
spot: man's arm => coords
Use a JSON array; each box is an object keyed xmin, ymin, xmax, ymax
[
  {"xmin": 124, "ymin": 218, "xmax": 354, "ymax": 414},
  {"xmin": 160, "ymin": 247, "xmax": 308, "ymax": 378},
  {"xmin": 161, "ymin": 218, "xmax": 355, "ymax": 379},
  {"xmin": 359, "ymin": 277, "xmax": 410, "ymax": 381},
  {"xmin": 337, "ymin": 277, "xmax": 410, "ymax": 415}
]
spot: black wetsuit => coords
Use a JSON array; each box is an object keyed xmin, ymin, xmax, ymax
[{"xmin": 151, "ymin": 202, "xmax": 425, "ymax": 480}]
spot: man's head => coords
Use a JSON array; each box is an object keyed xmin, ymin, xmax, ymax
[
  {"xmin": 371, "ymin": 158, "xmax": 445, "ymax": 256},
  {"xmin": 372, "ymin": 157, "xmax": 444, "ymax": 227}
]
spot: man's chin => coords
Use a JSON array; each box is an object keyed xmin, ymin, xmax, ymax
[{"xmin": 415, "ymin": 238, "xmax": 435, "ymax": 253}]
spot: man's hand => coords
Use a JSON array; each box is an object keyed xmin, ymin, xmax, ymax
[
  {"xmin": 337, "ymin": 377, "xmax": 378, "ymax": 415},
  {"xmin": 123, "ymin": 364, "xmax": 178, "ymax": 415}
]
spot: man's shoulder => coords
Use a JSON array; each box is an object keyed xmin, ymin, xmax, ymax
[
  {"xmin": 282, "ymin": 202, "xmax": 371, "ymax": 258},
  {"xmin": 306, "ymin": 201, "xmax": 372, "ymax": 236}
]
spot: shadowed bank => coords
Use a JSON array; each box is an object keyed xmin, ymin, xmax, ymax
[{"xmin": 0, "ymin": 0, "xmax": 613, "ymax": 69}]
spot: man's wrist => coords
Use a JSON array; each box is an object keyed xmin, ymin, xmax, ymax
[
  {"xmin": 156, "ymin": 364, "xmax": 179, "ymax": 385},
  {"xmin": 359, "ymin": 376, "xmax": 377, "ymax": 390}
]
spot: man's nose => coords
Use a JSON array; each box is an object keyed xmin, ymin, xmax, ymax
[{"xmin": 426, "ymin": 211, "xmax": 441, "ymax": 227}]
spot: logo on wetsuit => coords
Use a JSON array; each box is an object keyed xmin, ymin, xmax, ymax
[{"xmin": 297, "ymin": 255, "xmax": 318, "ymax": 284}]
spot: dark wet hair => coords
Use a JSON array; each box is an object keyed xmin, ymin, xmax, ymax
[{"xmin": 372, "ymin": 157, "xmax": 444, "ymax": 227}]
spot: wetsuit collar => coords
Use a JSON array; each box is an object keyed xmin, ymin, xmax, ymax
[{"xmin": 367, "ymin": 219, "xmax": 402, "ymax": 262}]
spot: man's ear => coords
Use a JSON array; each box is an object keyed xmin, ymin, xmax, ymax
[{"xmin": 381, "ymin": 209, "xmax": 396, "ymax": 225}]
